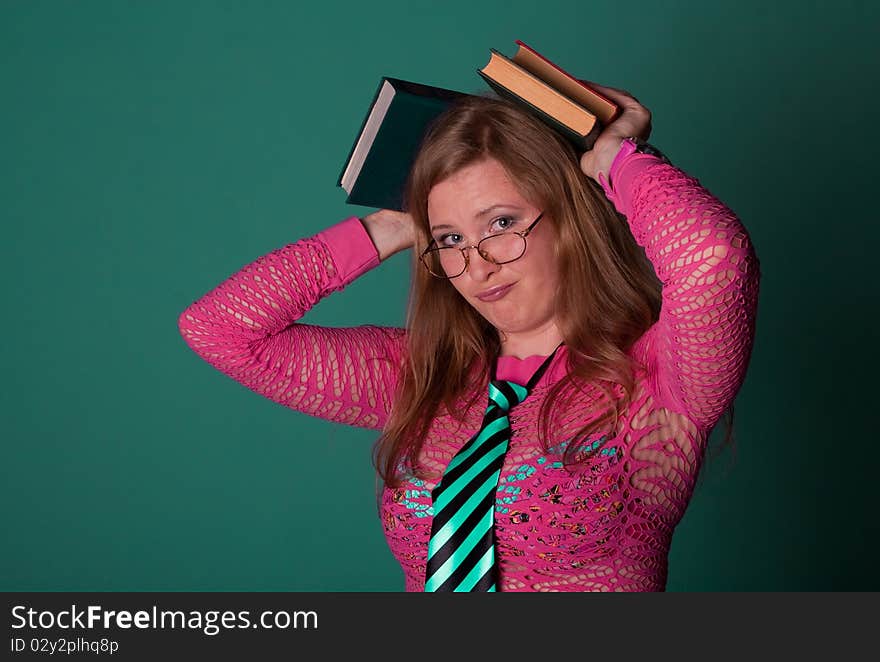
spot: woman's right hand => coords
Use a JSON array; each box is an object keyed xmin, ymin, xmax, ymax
[{"xmin": 361, "ymin": 209, "xmax": 417, "ymax": 261}]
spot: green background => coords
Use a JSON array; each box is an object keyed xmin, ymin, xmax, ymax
[{"xmin": 2, "ymin": 0, "xmax": 876, "ymax": 591}]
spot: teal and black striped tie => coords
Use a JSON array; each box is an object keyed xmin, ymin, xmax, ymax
[{"xmin": 424, "ymin": 342, "xmax": 563, "ymax": 592}]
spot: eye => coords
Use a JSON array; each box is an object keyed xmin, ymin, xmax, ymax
[
  {"xmin": 493, "ymin": 216, "xmax": 515, "ymax": 231},
  {"xmin": 438, "ymin": 233, "xmax": 462, "ymax": 247},
  {"xmin": 436, "ymin": 216, "xmax": 516, "ymax": 247}
]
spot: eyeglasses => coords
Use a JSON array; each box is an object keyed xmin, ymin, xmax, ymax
[{"xmin": 420, "ymin": 212, "xmax": 544, "ymax": 279}]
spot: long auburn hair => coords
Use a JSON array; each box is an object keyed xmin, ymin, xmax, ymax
[{"xmin": 372, "ymin": 93, "xmax": 735, "ymax": 488}]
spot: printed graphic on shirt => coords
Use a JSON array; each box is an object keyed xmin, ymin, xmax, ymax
[
  {"xmin": 391, "ymin": 434, "xmax": 617, "ymax": 523},
  {"xmin": 395, "ymin": 476, "xmax": 433, "ymax": 518},
  {"xmin": 495, "ymin": 435, "xmax": 616, "ymax": 517}
]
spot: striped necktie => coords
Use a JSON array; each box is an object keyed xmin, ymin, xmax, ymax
[{"xmin": 424, "ymin": 342, "xmax": 564, "ymax": 592}]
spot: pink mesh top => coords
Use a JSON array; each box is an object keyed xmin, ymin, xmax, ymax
[{"xmin": 178, "ymin": 150, "xmax": 761, "ymax": 591}]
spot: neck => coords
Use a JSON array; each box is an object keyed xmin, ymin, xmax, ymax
[{"xmin": 498, "ymin": 324, "xmax": 564, "ymax": 360}]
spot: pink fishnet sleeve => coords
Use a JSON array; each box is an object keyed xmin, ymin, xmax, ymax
[
  {"xmin": 177, "ymin": 216, "xmax": 406, "ymax": 430},
  {"xmin": 603, "ymin": 153, "xmax": 762, "ymax": 434}
]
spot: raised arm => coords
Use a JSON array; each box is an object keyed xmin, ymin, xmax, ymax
[
  {"xmin": 576, "ymin": 81, "xmax": 761, "ymax": 435},
  {"xmin": 177, "ymin": 214, "xmax": 412, "ymax": 430},
  {"xmin": 602, "ymin": 147, "xmax": 761, "ymax": 433}
]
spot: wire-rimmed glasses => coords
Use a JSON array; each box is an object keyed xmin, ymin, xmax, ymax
[{"xmin": 419, "ymin": 212, "xmax": 544, "ymax": 279}]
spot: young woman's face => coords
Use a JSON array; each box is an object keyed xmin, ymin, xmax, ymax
[{"xmin": 427, "ymin": 158, "xmax": 562, "ymax": 346}]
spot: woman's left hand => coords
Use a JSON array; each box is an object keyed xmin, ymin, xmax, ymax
[{"xmin": 576, "ymin": 81, "xmax": 653, "ymax": 183}]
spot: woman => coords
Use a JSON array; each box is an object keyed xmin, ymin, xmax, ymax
[{"xmin": 178, "ymin": 82, "xmax": 761, "ymax": 591}]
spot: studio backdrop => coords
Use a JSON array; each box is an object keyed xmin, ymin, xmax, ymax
[{"xmin": 2, "ymin": 0, "xmax": 876, "ymax": 591}]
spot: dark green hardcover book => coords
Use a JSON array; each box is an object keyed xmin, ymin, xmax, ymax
[{"xmin": 338, "ymin": 77, "xmax": 469, "ymax": 212}]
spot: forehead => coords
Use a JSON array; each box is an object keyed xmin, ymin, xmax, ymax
[{"xmin": 427, "ymin": 158, "xmax": 530, "ymax": 227}]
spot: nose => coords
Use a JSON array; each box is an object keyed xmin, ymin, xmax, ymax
[{"xmin": 464, "ymin": 246, "xmax": 500, "ymax": 281}]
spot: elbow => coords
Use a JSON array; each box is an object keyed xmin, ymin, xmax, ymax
[
  {"xmin": 736, "ymin": 228, "xmax": 761, "ymax": 291},
  {"xmin": 177, "ymin": 304, "xmax": 203, "ymax": 355},
  {"xmin": 720, "ymin": 220, "xmax": 761, "ymax": 289}
]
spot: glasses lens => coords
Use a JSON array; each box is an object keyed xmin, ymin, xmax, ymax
[
  {"xmin": 480, "ymin": 233, "xmax": 525, "ymax": 263},
  {"xmin": 429, "ymin": 248, "xmax": 466, "ymax": 278},
  {"xmin": 424, "ymin": 233, "xmax": 526, "ymax": 278}
]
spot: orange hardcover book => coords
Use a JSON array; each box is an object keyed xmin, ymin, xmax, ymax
[{"xmin": 477, "ymin": 40, "xmax": 620, "ymax": 150}]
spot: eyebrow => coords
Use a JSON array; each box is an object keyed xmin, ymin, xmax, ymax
[{"xmin": 431, "ymin": 204, "xmax": 524, "ymax": 232}]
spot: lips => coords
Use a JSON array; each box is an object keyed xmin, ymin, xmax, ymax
[{"xmin": 476, "ymin": 283, "xmax": 515, "ymax": 301}]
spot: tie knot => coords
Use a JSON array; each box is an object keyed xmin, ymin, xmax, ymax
[{"xmin": 488, "ymin": 379, "xmax": 528, "ymax": 413}]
